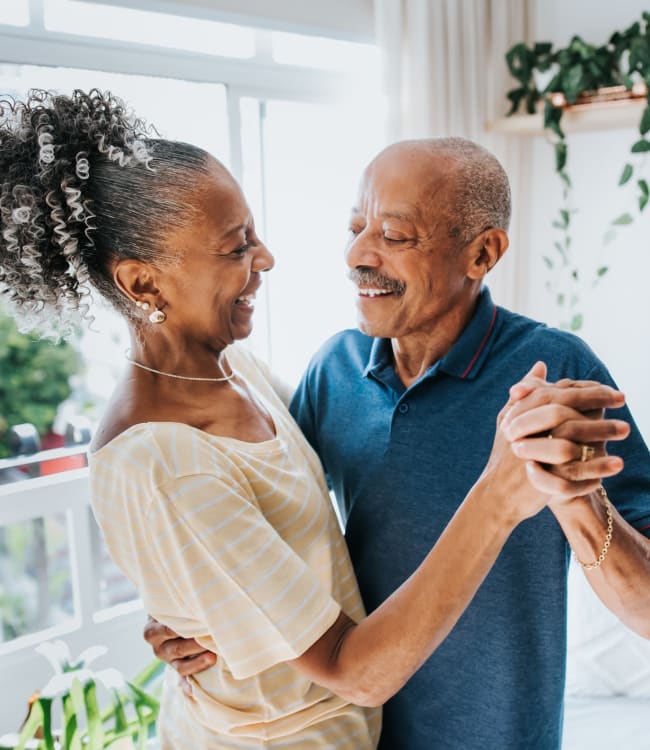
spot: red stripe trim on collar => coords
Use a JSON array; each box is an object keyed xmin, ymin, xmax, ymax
[
  {"xmin": 460, "ymin": 305, "xmax": 498, "ymax": 379},
  {"xmin": 639, "ymin": 523, "xmax": 650, "ymax": 532}
]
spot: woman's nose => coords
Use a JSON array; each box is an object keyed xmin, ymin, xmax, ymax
[{"xmin": 254, "ymin": 242, "xmax": 275, "ymax": 272}]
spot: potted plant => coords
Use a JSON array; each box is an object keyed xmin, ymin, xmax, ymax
[
  {"xmin": 0, "ymin": 641, "xmax": 163, "ymax": 750},
  {"xmin": 505, "ymin": 12, "xmax": 650, "ymax": 329}
]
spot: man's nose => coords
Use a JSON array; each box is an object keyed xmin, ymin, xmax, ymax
[{"xmin": 345, "ymin": 231, "xmax": 382, "ymax": 269}]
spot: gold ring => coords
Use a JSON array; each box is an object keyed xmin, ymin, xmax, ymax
[{"xmin": 580, "ymin": 445, "xmax": 595, "ymax": 462}]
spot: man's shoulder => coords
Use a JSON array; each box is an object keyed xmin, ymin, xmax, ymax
[
  {"xmin": 495, "ymin": 306, "xmax": 604, "ymax": 379},
  {"xmin": 304, "ymin": 328, "xmax": 375, "ymax": 375}
]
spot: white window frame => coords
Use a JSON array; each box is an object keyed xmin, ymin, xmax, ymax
[{"xmin": 0, "ymin": 0, "xmax": 349, "ymax": 184}]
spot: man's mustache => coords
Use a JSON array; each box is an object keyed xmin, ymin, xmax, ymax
[{"xmin": 348, "ymin": 268, "xmax": 406, "ymax": 295}]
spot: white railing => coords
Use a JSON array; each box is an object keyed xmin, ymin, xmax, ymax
[{"xmin": 0, "ymin": 457, "xmax": 151, "ymax": 733}]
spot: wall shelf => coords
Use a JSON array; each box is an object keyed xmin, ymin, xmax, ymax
[{"xmin": 487, "ymin": 98, "xmax": 646, "ymax": 136}]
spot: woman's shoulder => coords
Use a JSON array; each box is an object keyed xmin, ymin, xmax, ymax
[{"xmin": 90, "ymin": 421, "xmax": 235, "ymax": 485}]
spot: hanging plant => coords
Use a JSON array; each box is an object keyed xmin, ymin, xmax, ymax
[{"xmin": 505, "ymin": 12, "xmax": 650, "ymax": 329}]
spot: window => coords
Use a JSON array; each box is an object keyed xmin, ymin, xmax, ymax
[
  {"xmin": 44, "ymin": 0, "xmax": 256, "ymax": 58},
  {"xmin": 241, "ymin": 95, "xmax": 386, "ymax": 384},
  {"xmin": 0, "ymin": 64, "xmax": 231, "ymax": 164},
  {"xmin": 272, "ymin": 31, "xmax": 379, "ymax": 73},
  {"xmin": 0, "ymin": 513, "xmax": 74, "ymax": 644},
  {"xmin": 0, "ymin": 2, "xmax": 29, "ymax": 28}
]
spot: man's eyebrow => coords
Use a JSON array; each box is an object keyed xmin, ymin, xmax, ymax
[
  {"xmin": 349, "ymin": 208, "xmax": 418, "ymax": 223},
  {"xmin": 380, "ymin": 211, "xmax": 418, "ymax": 223}
]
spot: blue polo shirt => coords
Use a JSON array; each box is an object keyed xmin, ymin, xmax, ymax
[{"xmin": 290, "ymin": 287, "xmax": 650, "ymax": 750}]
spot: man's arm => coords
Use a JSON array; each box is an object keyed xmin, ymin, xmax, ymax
[
  {"xmin": 503, "ymin": 372, "xmax": 650, "ymax": 639},
  {"xmin": 549, "ymin": 490, "xmax": 650, "ymax": 638},
  {"xmin": 143, "ymin": 618, "xmax": 216, "ymax": 683}
]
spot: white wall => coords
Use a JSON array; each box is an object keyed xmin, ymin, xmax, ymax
[
  {"xmin": 518, "ymin": 0, "xmax": 650, "ymax": 442},
  {"xmin": 533, "ymin": 0, "xmax": 650, "ymax": 46}
]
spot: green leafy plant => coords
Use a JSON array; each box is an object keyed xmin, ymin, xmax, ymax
[
  {"xmin": 0, "ymin": 311, "xmax": 81, "ymax": 457},
  {"xmin": 0, "ymin": 641, "xmax": 163, "ymax": 750},
  {"xmin": 505, "ymin": 12, "xmax": 650, "ymax": 329}
]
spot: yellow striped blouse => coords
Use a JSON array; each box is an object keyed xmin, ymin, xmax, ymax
[{"xmin": 89, "ymin": 345, "xmax": 381, "ymax": 749}]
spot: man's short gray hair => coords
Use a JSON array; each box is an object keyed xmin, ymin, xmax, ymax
[{"xmin": 425, "ymin": 137, "xmax": 512, "ymax": 248}]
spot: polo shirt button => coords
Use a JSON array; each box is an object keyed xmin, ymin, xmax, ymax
[{"xmin": 398, "ymin": 402, "xmax": 409, "ymax": 414}]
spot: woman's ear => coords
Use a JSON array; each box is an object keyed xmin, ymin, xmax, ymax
[
  {"xmin": 113, "ymin": 259, "xmax": 161, "ymax": 305},
  {"xmin": 465, "ymin": 228, "xmax": 509, "ymax": 281}
]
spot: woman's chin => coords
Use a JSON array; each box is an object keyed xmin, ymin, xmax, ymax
[{"xmin": 231, "ymin": 319, "xmax": 255, "ymax": 341}]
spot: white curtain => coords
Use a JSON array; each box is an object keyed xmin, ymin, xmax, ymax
[{"xmin": 373, "ymin": 0, "xmax": 537, "ymax": 311}]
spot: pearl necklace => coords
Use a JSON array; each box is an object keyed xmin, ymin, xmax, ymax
[{"xmin": 125, "ymin": 351, "xmax": 235, "ymax": 382}]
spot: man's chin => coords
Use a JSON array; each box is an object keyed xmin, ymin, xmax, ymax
[{"xmin": 357, "ymin": 317, "xmax": 393, "ymax": 339}]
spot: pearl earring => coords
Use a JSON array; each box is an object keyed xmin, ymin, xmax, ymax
[
  {"xmin": 135, "ymin": 300, "xmax": 150, "ymax": 311},
  {"xmin": 148, "ymin": 308, "xmax": 166, "ymax": 324}
]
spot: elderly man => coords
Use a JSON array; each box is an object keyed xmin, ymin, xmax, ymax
[{"xmin": 146, "ymin": 138, "xmax": 650, "ymax": 749}]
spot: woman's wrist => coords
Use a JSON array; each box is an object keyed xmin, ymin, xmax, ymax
[{"xmin": 465, "ymin": 476, "xmax": 525, "ymax": 536}]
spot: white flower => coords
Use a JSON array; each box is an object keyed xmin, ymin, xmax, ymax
[
  {"xmin": 73, "ymin": 645, "xmax": 107, "ymax": 669},
  {"xmin": 40, "ymin": 670, "xmax": 92, "ymax": 700},
  {"xmin": 35, "ymin": 640, "xmax": 71, "ymax": 674},
  {"xmin": 94, "ymin": 668, "xmax": 126, "ymax": 690}
]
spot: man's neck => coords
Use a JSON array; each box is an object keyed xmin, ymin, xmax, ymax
[{"xmin": 390, "ymin": 293, "xmax": 480, "ymax": 389}]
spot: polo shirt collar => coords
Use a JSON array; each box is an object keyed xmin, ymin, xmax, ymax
[{"xmin": 362, "ymin": 286, "xmax": 499, "ymax": 383}]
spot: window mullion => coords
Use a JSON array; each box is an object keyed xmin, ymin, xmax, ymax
[
  {"xmin": 67, "ymin": 503, "xmax": 99, "ymax": 627},
  {"xmin": 27, "ymin": 0, "xmax": 44, "ymax": 29},
  {"xmin": 226, "ymin": 86, "xmax": 244, "ymax": 184}
]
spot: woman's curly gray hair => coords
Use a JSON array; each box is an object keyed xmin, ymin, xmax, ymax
[{"xmin": 0, "ymin": 88, "xmax": 211, "ymax": 335}]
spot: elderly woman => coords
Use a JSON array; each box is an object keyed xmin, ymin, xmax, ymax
[{"xmin": 0, "ymin": 90, "xmax": 627, "ymax": 749}]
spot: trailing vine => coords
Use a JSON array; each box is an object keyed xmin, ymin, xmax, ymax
[{"xmin": 505, "ymin": 12, "xmax": 650, "ymax": 329}]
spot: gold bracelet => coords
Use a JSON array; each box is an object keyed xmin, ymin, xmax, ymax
[{"xmin": 573, "ymin": 485, "xmax": 613, "ymax": 570}]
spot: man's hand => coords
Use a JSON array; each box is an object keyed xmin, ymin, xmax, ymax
[
  {"xmin": 500, "ymin": 362, "xmax": 630, "ymax": 500},
  {"xmin": 143, "ymin": 616, "xmax": 216, "ymax": 692}
]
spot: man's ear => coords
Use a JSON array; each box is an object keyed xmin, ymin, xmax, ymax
[
  {"xmin": 113, "ymin": 258, "xmax": 161, "ymax": 305},
  {"xmin": 465, "ymin": 228, "xmax": 509, "ymax": 281}
]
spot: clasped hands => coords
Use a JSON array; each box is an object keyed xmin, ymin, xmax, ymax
[
  {"xmin": 499, "ymin": 361, "xmax": 628, "ymax": 506},
  {"xmin": 143, "ymin": 361, "xmax": 631, "ymax": 687}
]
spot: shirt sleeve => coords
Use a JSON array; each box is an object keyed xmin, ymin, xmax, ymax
[
  {"xmin": 585, "ymin": 362, "xmax": 650, "ymax": 539},
  {"xmin": 146, "ymin": 470, "xmax": 341, "ymax": 679}
]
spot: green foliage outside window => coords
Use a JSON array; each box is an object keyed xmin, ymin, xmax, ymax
[{"xmin": 0, "ymin": 311, "xmax": 81, "ymax": 458}]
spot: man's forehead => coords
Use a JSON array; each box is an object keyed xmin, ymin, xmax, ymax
[
  {"xmin": 349, "ymin": 203, "xmax": 421, "ymax": 224},
  {"xmin": 352, "ymin": 163, "xmax": 451, "ymax": 222}
]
